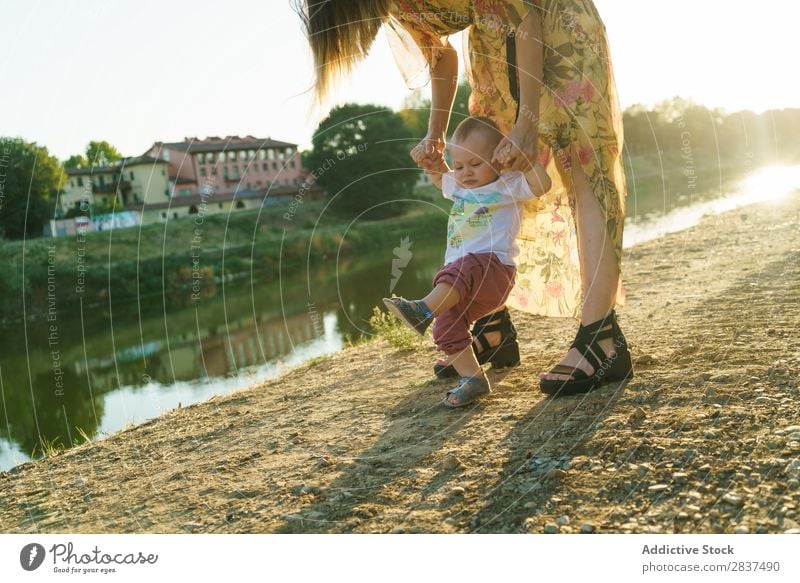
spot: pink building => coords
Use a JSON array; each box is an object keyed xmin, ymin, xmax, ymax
[{"xmin": 145, "ymin": 135, "xmax": 306, "ymax": 198}]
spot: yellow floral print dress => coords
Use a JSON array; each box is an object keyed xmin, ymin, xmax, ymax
[{"xmin": 386, "ymin": 0, "xmax": 626, "ymax": 318}]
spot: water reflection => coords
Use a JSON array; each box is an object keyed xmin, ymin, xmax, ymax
[{"xmin": 0, "ymin": 234, "xmax": 444, "ymax": 471}]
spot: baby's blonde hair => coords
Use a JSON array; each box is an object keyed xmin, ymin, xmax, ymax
[{"xmin": 451, "ymin": 116, "xmax": 504, "ymax": 152}]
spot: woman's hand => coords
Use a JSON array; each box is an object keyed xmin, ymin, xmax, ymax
[
  {"xmin": 492, "ymin": 123, "xmax": 537, "ymax": 172},
  {"xmin": 410, "ymin": 133, "xmax": 446, "ymax": 171}
]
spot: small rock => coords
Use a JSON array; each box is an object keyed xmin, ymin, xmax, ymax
[
  {"xmin": 734, "ymin": 525, "xmax": 750, "ymax": 534},
  {"xmin": 704, "ymin": 429, "xmax": 721, "ymax": 439},
  {"xmin": 695, "ymin": 373, "xmax": 712, "ymax": 386},
  {"xmin": 628, "ymin": 407, "xmax": 647, "ymax": 424},
  {"xmin": 648, "ymin": 484, "xmax": 669, "ymax": 493},
  {"xmin": 442, "ymin": 454, "xmax": 465, "ymax": 471},
  {"xmin": 556, "ymin": 515, "xmax": 570, "ymax": 526},
  {"xmin": 704, "ymin": 386, "xmax": 717, "ymax": 397},
  {"xmin": 580, "ymin": 523, "xmax": 595, "ymax": 533},
  {"xmin": 635, "ymin": 353, "xmax": 656, "ymax": 365},
  {"xmin": 672, "ymin": 472, "xmax": 688, "ymax": 484},
  {"xmin": 784, "ymin": 529, "xmax": 800, "ymax": 534},
  {"xmin": 544, "ymin": 523, "xmax": 559, "ymax": 534},
  {"xmin": 449, "ymin": 486, "xmax": 466, "ymax": 497},
  {"xmin": 546, "ymin": 469, "xmax": 568, "ymax": 481},
  {"xmin": 722, "ymin": 492, "xmax": 744, "ymax": 507}
]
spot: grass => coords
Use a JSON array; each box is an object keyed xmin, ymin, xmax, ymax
[{"xmin": 368, "ymin": 305, "xmax": 425, "ymax": 351}]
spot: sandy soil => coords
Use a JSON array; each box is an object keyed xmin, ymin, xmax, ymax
[{"xmin": 1, "ymin": 190, "xmax": 799, "ymax": 534}]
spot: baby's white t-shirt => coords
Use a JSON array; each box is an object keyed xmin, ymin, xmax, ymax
[{"xmin": 441, "ymin": 170, "xmax": 536, "ymax": 267}]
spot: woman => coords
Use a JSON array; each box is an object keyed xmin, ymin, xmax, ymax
[{"xmin": 295, "ymin": 0, "xmax": 633, "ymax": 395}]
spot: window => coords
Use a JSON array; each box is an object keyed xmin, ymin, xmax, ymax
[
  {"xmin": 161, "ymin": 212, "xmax": 167, "ymax": 219},
  {"xmin": 180, "ymin": 188, "xmax": 192, "ymax": 196},
  {"xmin": 258, "ymin": 150, "xmax": 266, "ymax": 160},
  {"xmin": 200, "ymin": 167, "xmax": 206, "ymax": 177},
  {"xmin": 77, "ymin": 177, "xmax": 83, "ymax": 187},
  {"xmin": 223, "ymin": 166, "xmax": 229, "ymax": 180},
  {"xmin": 98, "ymin": 176, "xmax": 105, "ymax": 186},
  {"xmin": 218, "ymin": 202, "xmax": 223, "ymax": 209},
  {"xmin": 239, "ymin": 150, "xmax": 247, "ymax": 161},
  {"xmin": 218, "ymin": 152, "xmax": 225, "ymax": 163},
  {"xmin": 173, "ymin": 212, "xmax": 178, "ymax": 219},
  {"xmin": 197, "ymin": 153, "xmax": 205, "ymax": 164},
  {"xmin": 285, "ymin": 147, "xmax": 293, "ymax": 157},
  {"xmin": 163, "ymin": 150, "xmax": 170, "ymax": 161},
  {"xmin": 248, "ymin": 149, "xmax": 255, "ymax": 160},
  {"xmin": 272, "ymin": 161, "xmax": 278, "ymax": 171},
  {"xmin": 232, "ymin": 166, "xmax": 240, "ymax": 179},
  {"xmin": 267, "ymin": 148, "xmax": 275, "ymax": 160},
  {"xmin": 262, "ymin": 162, "xmax": 268, "ymax": 171},
  {"xmin": 228, "ymin": 151, "xmax": 236, "ymax": 161},
  {"xmin": 164, "ymin": 189, "xmax": 170, "ymax": 197},
  {"xmin": 290, "ymin": 160, "xmax": 296, "ymax": 169},
  {"xmin": 211, "ymin": 166, "xmax": 217, "ymax": 175},
  {"xmin": 129, "ymin": 171, "xmax": 135, "ymax": 180},
  {"xmin": 236, "ymin": 201, "xmax": 245, "ymax": 209},
  {"xmin": 279, "ymin": 151, "xmax": 285, "ymax": 160},
  {"xmin": 161, "ymin": 169, "xmax": 166, "ymax": 176}
]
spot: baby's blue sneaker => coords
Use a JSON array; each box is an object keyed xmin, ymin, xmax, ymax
[
  {"xmin": 443, "ymin": 375, "xmax": 492, "ymax": 408},
  {"xmin": 382, "ymin": 297, "xmax": 433, "ymax": 336}
]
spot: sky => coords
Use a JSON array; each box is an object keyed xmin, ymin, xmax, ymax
[{"xmin": 0, "ymin": 0, "xmax": 797, "ymax": 161}]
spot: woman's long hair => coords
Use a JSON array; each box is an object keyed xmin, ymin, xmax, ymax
[{"xmin": 293, "ymin": 0, "xmax": 393, "ymax": 105}]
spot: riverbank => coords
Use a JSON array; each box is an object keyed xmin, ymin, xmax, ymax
[{"xmin": 1, "ymin": 187, "xmax": 798, "ymax": 534}]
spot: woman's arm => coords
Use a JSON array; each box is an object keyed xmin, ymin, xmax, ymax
[
  {"xmin": 412, "ymin": 41, "xmax": 458, "ymax": 171},
  {"xmin": 428, "ymin": 41, "xmax": 459, "ymax": 138},
  {"xmin": 492, "ymin": 8, "xmax": 544, "ymax": 171}
]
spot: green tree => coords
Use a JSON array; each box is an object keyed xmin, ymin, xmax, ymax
[
  {"xmin": 64, "ymin": 154, "xmax": 87, "ymax": 168},
  {"xmin": 307, "ymin": 103, "xmax": 416, "ymax": 219},
  {"xmin": 85, "ymin": 140, "xmax": 122, "ymax": 167},
  {"xmin": 0, "ymin": 138, "xmax": 64, "ymax": 240}
]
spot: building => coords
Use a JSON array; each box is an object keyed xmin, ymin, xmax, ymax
[
  {"xmin": 136, "ymin": 135, "xmax": 321, "ymax": 224},
  {"xmin": 49, "ymin": 135, "xmax": 325, "ymax": 236},
  {"xmin": 60, "ymin": 155, "xmax": 170, "ymax": 215},
  {"xmin": 145, "ymin": 135, "xmax": 305, "ymax": 198}
]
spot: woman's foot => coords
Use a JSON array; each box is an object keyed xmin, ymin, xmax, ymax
[
  {"xmin": 538, "ymin": 310, "xmax": 633, "ymax": 396},
  {"xmin": 538, "ymin": 336, "xmax": 617, "ymax": 381}
]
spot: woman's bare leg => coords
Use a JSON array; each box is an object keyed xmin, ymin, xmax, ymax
[{"xmin": 539, "ymin": 143, "xmax": 619, "ymax": 380}]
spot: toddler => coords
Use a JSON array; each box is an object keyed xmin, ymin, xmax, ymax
[{"xmin": 383, "ymin": 116, "xmax": 551, "ymax": 407}]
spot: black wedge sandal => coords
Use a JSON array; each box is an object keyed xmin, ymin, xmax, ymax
[
  {"xmin": 539, "ymin": 309, "xmax": 633, "ymax": 396},
  {"xmin": 433, "ymin": 307, "xmax": 521, "ymax": 379}
]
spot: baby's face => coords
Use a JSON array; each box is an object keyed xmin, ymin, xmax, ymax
[{"xmin": 449, "ymin": 133, "xmax": 501, "ymax": 189}]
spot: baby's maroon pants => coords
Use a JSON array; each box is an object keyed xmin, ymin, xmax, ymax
[{"xmin": 432, "ymin": 252, "xmax": 516, "ymax": 355}]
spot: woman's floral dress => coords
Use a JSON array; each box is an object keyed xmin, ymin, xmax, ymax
[{"xmin": 386, "ymin": 0, "xmax": 626, "ymax": 318}]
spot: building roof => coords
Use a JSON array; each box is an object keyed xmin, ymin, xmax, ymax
[
  {"xmin": 66, "ymin": 155, "xmax": 167, "ymax": 176},
  {"xmin": 153, "ymin": 135, "xmax": 297, "ymax": 154},
  {"xmin": 127, "ymin": 184, "xmax": 323, "ymax": 211}
]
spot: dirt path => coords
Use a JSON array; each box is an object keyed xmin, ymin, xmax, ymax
[{"xmin": 1, "ymin": 191, "xmax": 799, "ymax": 534}]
